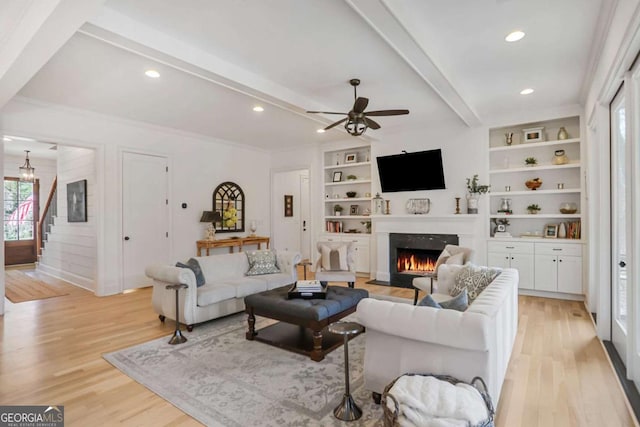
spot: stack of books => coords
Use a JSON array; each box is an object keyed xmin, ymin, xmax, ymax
[
  {"xmin": 295, "ymin": 280, "xmax": 323, "ymax": 292},
  {"xmin": 288, "ymin": 280, "xmax": 326, "ymax": 299}
]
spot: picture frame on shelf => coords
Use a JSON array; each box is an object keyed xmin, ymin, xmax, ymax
[
  {"xmin": 522, "ymin": 127, "xmax": 545, "ymax": 143},
  {"xmin": 544, "ymin": 224, "xmax": 558, "ymax": 238},
  {"xmin": 332, "ymin": 171, "xmax": 342, "ymax": 182},
  {"xmin": 349, "ymin": 205, "xmax": 359, "ymax": 215},
  {"xmin": 344, "ymin": 153, "xmax": 357, "ymax": 163}
]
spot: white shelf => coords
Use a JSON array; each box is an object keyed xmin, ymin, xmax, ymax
[
  {"xmin": 490, "ymin": 214, "xmax": 582, "ymax": 219},
  {"xmin": 323, "ymin": 232, "xmax": 371, "ymax": 236},
  {"xmin": 325, "ymin": 179, "xmax": 371, "ymax": 187},
  {"xmin": 370, "ymin": 214, "xmax": 479, "ymax": 219},
  {"xmin": 488, "ymin": 236, "xmax": 585, "ymax": 243},
  {"xmin": 324, "ymin": 161, "xmax": 371, "ymax": 170},
  {"xmin": 489, "ymin": 138, "xmax": 579, "ymax": 152},
  {"xmin": 325, "ymin": 197, "xmax": 371, "ymax": 202},
  {"xmin": 490, "ymin": 189, "xmax": 581, "ymax": 196},
  {"xmin": 489, "ymin": 162, "xmax": 580, "ymax": 174},
  {"xmin": 325, "ymin": 215, "xmax": 371, "ymax": 220}
]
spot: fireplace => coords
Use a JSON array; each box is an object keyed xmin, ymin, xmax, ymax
[{"xmin": 389, "ymin": 233, "xmax": 459, "ymax": 288}]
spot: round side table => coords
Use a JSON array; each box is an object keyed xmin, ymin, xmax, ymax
[
  {"xmin": 166, "ymin": 283, "xmax": 188, "ymax": 345},
  {"xmin": 328, "ymin": 321, "xmax": 364, "ymax": 421}
]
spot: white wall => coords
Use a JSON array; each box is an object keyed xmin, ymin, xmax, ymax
[
  {"xmin": 1, "ymin": 97, "xmax": 272, "ymax": 296},
  {"xmin": 3, "ymin": 153, "xmax": 56, "ymax": 220},
  {"xmin": 38, "ymin": 146, "xmax": 96, "ymax": 290}
]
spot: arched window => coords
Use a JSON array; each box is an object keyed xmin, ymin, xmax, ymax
[{"xmin": 213, "ymin": 182, "xmax": 244, "ymax": 233}]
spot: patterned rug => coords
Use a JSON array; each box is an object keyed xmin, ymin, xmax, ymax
[{"xmin": 104, "ymin": 313, "xmax": 385, "ymax": 426}]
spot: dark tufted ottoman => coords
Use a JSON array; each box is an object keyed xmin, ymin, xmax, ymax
[{"xmin": 245, "ymin": 285, "xmax": 369, "ymax": 361}]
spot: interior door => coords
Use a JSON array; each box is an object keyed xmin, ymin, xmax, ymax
[
  {"xmin": 4, "ymin": 178, "xmax": 39, "ymax": 265},
  {"xmin": 122, "ymin": 152, "xmax": 169, "ymax": 289},
  {"xmin": 611, "ymin": 86, "xmax": 629, "ymax": 363}
]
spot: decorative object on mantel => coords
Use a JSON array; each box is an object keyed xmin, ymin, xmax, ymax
[
  {"xmin": 200, "ymin": 210, "xmax": 222, "ymax": 240},
  {"xmin": 334, "ymin": 204, "xmax": 343, "ymax": 216},
  {"xmin": 559, "ymin": 202, "xmax": 577, "ymax": 214},
  {"xmin": 525, "ymin": 178, "xmax": 542, "ymax": 190},
  {"xmin": 504, "ymin": 186, "xmax": 511, "ymax": 192},
  {"xmin": 552, "ymin": 149, "xmax": 569, "ymax": 165},
  {"xmin": 522, "ymin": 126, "xmax": 545, "ymax": 143},
  {"xmin": 466, "ymin": 174, "xmax": 490, "ymax": 214},
  {"xmin": 557, "ymin": 126, "xmax": 569, "ymax": 140},
  {"xmin": 346, "ymin": 191, "xmax": 357, "ymax": 198},
  {"xmin": 527, "ymin": 204, "xmax": 541, "ymax": 214},
  {"xmin": 213, "ymin": 182, "xmax": 244, "ymax": 233},
  {"xmin": 385, "ymin": 200, "xmax": 391, "ymax": 215},
  {"xmin": 19, "ymin": 150, "xmax": 35, "ymax": 182},
  {"xmin": 557, "ymin": 183, "xmax": 564, "ymax": 189},
  {"xmin": 373, "ymin": 193, "xmax": 384, "ymax": 214},
  {"xmin": 525, "ymin": 157, "xmax": 537, "ymax": 166},
  {"xmin": 455, "ymin": 197, "xmax": 461, "ymax": 214},
  {"xmin": 406, "ymin": 198, "xmax": 431, "ymax": 214},
  {"xmin": 504, "ymin": 132, "xmax": 513, "ymax": 145}
]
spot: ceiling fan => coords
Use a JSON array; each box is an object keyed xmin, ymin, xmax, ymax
[{"xmin": 307, "ymin": 79, "xmax": 409, "ymax": 136}]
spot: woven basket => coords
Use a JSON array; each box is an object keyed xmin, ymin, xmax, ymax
[{"xmin": 381, "ymin": 373, "xmax": 495, "ymax": 427}]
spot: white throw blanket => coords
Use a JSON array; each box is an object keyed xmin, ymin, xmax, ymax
[{"xmin": 386, "ymin": 375, "xmax": 489, "ymax": 427}]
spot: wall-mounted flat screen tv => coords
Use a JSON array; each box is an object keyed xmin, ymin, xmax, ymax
[{"xmin": 376, "ymin": 149, "xmax": 446, "ymax": 192}]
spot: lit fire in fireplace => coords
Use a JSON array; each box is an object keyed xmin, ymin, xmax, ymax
[{"xmin": 397, "ymin": 253, "xmax": 436, "ymax": 274}]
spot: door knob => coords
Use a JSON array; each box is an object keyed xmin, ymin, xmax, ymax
[
  {"xmin": 620, "ymin": 261, "xmax": 626, "ymax": 268},
  {"xmin": 124, "ymin": 236, "xmax": 130, "ymax": 241}
]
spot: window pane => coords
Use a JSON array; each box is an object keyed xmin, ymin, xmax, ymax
[
  {"xmin": 4, "ymin": 200, "xmax": 17, "ymax": 220},
  {"xmin": 4, "ymin": 180, "xmax": 17, "ymax": 199},
  {"xmin": 4, "ymin": 221, "xmax": 18, "ymax": 241},
  {"xmin": 19, "ymin": 221, "xmax": 33, "ymax": 240},
  {"xmin": 18, "ymin": 182, "xmax": 33, "ymax": 200}
]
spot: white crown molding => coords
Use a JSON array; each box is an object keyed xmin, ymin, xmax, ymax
[{"xmin": 344, "ymin": 0, "xmax": 481, "ymax": 128}]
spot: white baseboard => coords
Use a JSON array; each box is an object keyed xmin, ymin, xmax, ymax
[
  {"xmin": 518, "ymin": 288, "xmax": 584, "ymax": 301},
  {"xmin": 36, "ymin": 263, "xmax": 95, "ymax": 292}
]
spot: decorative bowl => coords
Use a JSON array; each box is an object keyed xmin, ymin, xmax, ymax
[
  {"xmin": 559, "ymin": 202, "xmax": 578, "ymax": 214},
  {"xmin": 346, "ymin": 191, "xmax": 357, "ymax": 198},
  {"xmin": 525, "ymin": 178, "xmax": 542, "ymax": 190}
]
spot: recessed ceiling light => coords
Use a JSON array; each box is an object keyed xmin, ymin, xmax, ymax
[
  {"xmin": 520, "ymin": 88, "xmax": 534, "ymax": 95},
  {"xmin": 3, "ymin": 136, "xmax": 12, "ymax": 142},
  {"xmin": 316, "ymin": 129, "xmax": 326, "ymax": 133},
  {"xmin": 253, "ymin": 106, "xmax": 264, "ymax": 112},
  {"xmin": 505, "ymin": 31, "xmax": 525, "ymax": 42},
  {"xmin": 145, "ymin": 69, "xmax": 160, "ymax": 78}
]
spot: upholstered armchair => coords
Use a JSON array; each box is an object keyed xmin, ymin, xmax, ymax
[
  {"xmin": 313, "ymin": 241, "xmax": 356, "ymax": 288},
  {"xmin": 412, "ymin": 244, "xmax": 473, "ymax": 304}
]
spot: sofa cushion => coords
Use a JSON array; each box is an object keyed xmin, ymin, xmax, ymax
[
  {"xmin": 419, "ymin": 289, "xmax": 468, "ymax": 312},
  {"xmin": 450, "ymin": 264, "xmax": 501, "ymax": 303},
  {"xmin": 176, "ymin": 258, "xmax": 205, "ymax": 287},
  {"xmin": 197, "ymin": 283, "xmax": 236, "ymax": 306},
  {"xmin": 263, "ymin": 272, "xmax": 295, "ymax": 290},
  {"xmin": 220, "ymin": 277, "xmax": 268, "ymax": 298},
  {"xmin": 246, "ymin": 250, "xmax": 281, "ymax": 276},
  {"xmin": 320, "ymin": 243, "xmax": 348, "ymax": 271}
]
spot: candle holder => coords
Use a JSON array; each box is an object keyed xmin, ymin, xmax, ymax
[{"xmin": 455, "ymin": 197, "xmax": 461, "ymax": 214}]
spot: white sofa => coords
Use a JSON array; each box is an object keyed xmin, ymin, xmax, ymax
[
  {"xmin": 145, "ymin": 250, "xmax": 301, "ymax": 329},
  {"xmin": 356, "ymin": 265, "xmax": 518, "ymax": 405}
]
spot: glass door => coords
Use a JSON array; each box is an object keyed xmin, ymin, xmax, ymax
[
  {"xmin": 610, "ymin": 87, "xmax": 630, "ymax": 364},
  {"xmin": 4, "ymin": 178, "xmax": 39, "ymax": 265}
]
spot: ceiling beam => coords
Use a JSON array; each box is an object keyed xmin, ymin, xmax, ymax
[
  {"xmin": 0, "ymin": 0, "xmax": 108, "ymax": 109},
  {"xmin": 344, "ymin": 0, "xmax": 482, "ymax": 127}
]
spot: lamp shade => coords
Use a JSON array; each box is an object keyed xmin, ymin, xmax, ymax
[{"xmin": 200, "ymin": 211, "xmax": 222, "ymax": 223}]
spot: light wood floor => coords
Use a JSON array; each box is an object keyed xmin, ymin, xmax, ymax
[{"xmin": 0, "ymin": 269, "xmax": 637, "ymax": 426}]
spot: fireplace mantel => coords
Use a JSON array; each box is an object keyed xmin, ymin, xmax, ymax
[{"xmin": 372, "ymin": 214, "xmax": 485, "ymax": 282}]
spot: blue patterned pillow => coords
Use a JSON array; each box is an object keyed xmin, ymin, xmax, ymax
[
  {"xmin": 418, "ymin": 289, "xmax": 468, "ymax": 312},
  {"xmin": 176, "ymin": 258, "xmax": 205, "ymax": 287},
  {"xmin": 246, "ymin": 250, "xmax": 281, "ymax": 276}
]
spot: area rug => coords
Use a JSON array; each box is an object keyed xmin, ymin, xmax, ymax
[
  {"xmin": 4, "ymin": 269, "xmax": 69, "ymax": 303},
  {"xmin": 104, "ymin": 313, "xmax": 385, "ymax": 426}
]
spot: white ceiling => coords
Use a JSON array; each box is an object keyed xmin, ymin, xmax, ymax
[{"xmin": 13, "ymin": 0, "xmax": 606, "ymax": 150}]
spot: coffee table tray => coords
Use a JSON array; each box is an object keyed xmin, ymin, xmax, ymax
[{"xmin": 287, "ymin": 283, "xmax": 327, "ymax": 299}]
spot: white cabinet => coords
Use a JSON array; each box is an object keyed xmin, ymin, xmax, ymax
[
  {"xmin": 488, "ymin": 116, "xmax": 584, "ymax": 240},
  {"xmin": 319, "ymin": 234, "xmax": 370, "ymax": 273},
  {"xmin": 534, "ymin": 243, "xmax": 582, "ymax": 294},
  {"xmin": 487, "ymin": 241, "xmax": 534, "ymax": 290}
]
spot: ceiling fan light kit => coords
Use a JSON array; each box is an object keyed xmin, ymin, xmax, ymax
[{"xmin": 306, "ymin": 78, "xmax": 409, "ymax": 136}]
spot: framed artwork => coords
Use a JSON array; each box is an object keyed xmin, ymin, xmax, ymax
[
  {"xmin": 523, "ymin": 127, "xmax": 545, "ymax": 143},
  {"xmin": 345, "ymin": 152, "xmax": 357, "ymax": 163},
  {"xmin": 349, "ymin": 205, "xmax": 359, "ymax": 215},
  {"xmin": 332, "ymin": 171, "xmax": 342, "ymax": 182},
  {"xmin": 67, "ymin": 180, "xmax": 87, "ymax": 222},
  {"xmin": 213, "ymin": 181, "xmax": 245, "ymax": 233},
  {"xmin": 284, "ymin": 195, "xmax": 293, "ymax": 217},
  {"xmin": 544, "ymin": 224, "xmax": 558, "ymax": 238}
]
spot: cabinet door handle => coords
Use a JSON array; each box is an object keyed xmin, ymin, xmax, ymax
[
  {"xmin": 553, "ymin": 259, "xmax": 556, "ymax": 262},
  {"xmin": 505, "ymin": 256, "xmax": 509, "ymax": 260},
  {"xmin": 620, "ymin": 261, "xmax": 627, "ymax": 268},
  {"xmin": 506, "ymin": 246, "xmax": 515, "ymax": 249},
  {"xmin": 559, "ymin": 259, "xmax": 563, "ymax": 262},
  {"xmin": 511, "ymin": 257, "xmax": 514, "ymax": 260},
  {"xmin": 552, "ymin": 248, "xmax": 562, "ymax": 251}
]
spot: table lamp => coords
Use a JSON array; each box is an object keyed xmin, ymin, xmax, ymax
[{"xmin": 200, "ymin": 211, "xmax": 222, "ymax": 240}]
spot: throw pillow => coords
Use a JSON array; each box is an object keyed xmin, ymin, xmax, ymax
[
  {"xmin": 175, "ymin": 258, "xmax": 205, "ymax": 287},
  {"xmin": 450, "ymin": 264, "xmax": 501, "ymax": 303},
  {"xmin": 320, "ymin": 244, "xmax": 348, "ymax": 271},
  {"xmin": 433, "ymin": 248, "xmax": 452, "ymax": 273},
  {"xmin": 246, "ymin": 250, "xmax": 281, "ymax": 276},
  {"xmin": 445, "ymin": 252, "xmax": 465, "ymax": 265},
  {"xmin": 418, "ymin": 289, "xmax": 469, "ymax": 312}
]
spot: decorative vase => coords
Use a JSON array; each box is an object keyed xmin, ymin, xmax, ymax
[
  {"xmin": 249, "ymin": 220, "xmax": 257, "ymax": 236},
  {"xmin": 206, "ymin": 224, "xmax": 216, "ymax": 240},
  {"xmin": 373, "ymin": 193, "xmax": 384, "ymax": 214},
  {"xmin": 505, "ymin": 132, "xmax": 513, "ymax": 145},
  {"xmin": 335, "ymin": 211, "xmax": 341, "ymax": 216},
  {"xmin": 557, "ymin": 127, "xmax": 569, "ymax": 140},
  {"xmin": 552, "ymin": 149, "xmax": 569, "ymax": 165},
  {"xmin": 558, "ymin": 222, "xmax": 567, "ymax": 238},
  {"xmin": 467, "ymin": 194, "xmax": 479, "ymax": 214}
]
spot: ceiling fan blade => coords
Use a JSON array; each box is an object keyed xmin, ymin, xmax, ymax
[
  {"xmin": 306, "ymin": 111, "xmax": 347, "ymax": 115},
  {"xmin": 324, "ymin": 117, "xmax": 348, "ymax": 131},
  {"xmin": 364, "ymin": 117, "xmax": 381, "ymax": 129},
  {"xmin": 353, "ymin": 97, "xmax": 369, "ymax": 114},
  {"xmin": 365, "ymin": 109, "xmax": 410, "ymax": 116}
]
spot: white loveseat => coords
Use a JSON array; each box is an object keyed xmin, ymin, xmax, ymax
[
  {"xmin": 145, "ymin": 250, "xmax": 301, "ymax": 329},
  {"xmin": 356, "ymin": 265, "xmax": 518, "ymax": 405}
]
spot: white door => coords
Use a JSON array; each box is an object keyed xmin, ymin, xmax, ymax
[
  {"xmin": 611, "ymin": 87, "xmax": 630, "ymax": 363},
  {"xmin": 122, "ymin": 152, "xmax": 169, "ymax": 289},
  {"xmin": 557, "ymin": 256, "xmax": 582, "ymax": 294},
  {"xmin": 271, "ymin": 169, "xmax": 310, "ymax": 255},
  {"xmin": 300, "ymin": 174, "xmax": 311, "ymax": 260},
  {"xmin": 534, "ymin": 255, "xmax": 557, "ymax": 292},
  {"xmin": 488, "ymin": 252, "xmax": 510, "ymax": 269},
  {"xmin": 511, "ymin": 254, "xmax": 535, "ymax": 290}
]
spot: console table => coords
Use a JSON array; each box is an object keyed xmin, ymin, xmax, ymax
[{"xmin": 196, "ymin": 236, "xmax": 270, "ymax": 256}]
